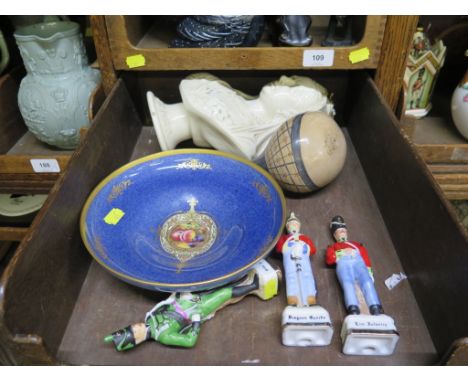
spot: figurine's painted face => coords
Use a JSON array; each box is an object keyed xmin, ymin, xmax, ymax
[
  {"xmin": 334, "ymin": 227, "xmax": 348, "ymax": 242},
  {"xmin": 286, "ymin": 220, "xmax": 301, "ymax": 234}
]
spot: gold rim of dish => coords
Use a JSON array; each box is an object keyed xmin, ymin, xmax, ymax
[{"xmin": 80, "ymin": 149, "xmax": 286, "ymax": 289}]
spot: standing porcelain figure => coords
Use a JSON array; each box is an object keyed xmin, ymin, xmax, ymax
[
  {"xmin": 403, "ymin": 27, "xmax": 446, "ymax": 119},
  {"xmin": 451, "ymin": 50, "xmax": 468, "ymax": 139},
  {"xmin": 14, "ymin": 21, "xmax": 101, "ymax": 149},
  {"xmin": 326, "ymin": 216, "xmax": 399, "ymax": 356},
  {"xmin": 276, "ymin": 212, "xmax": 333, "ymax": 347},
  {"xmin": 276, "ymin": 212, "xmax": 317, "ymax": 306}
]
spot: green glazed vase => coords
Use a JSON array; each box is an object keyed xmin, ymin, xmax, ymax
[{"xmin": 14, "ymin": 21, "xmax": 101, "ymax": 149}]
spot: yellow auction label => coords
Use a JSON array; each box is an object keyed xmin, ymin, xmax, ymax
[
  {"xmin": 104, "ymin": 208, "xmax": 125, "ymax": 225},
  {"xmin": 126, "ymin": 54, "xmax": 146, "ymax": 69},
  {"xmin": 349, "ymin": 47, "xmax": 370, "ymax": 64}
]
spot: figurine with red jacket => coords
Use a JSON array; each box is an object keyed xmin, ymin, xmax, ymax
[
  {"xmin": 276, "ymin": 212, "xmax": 317, "ymax": 306},
  {"xmin": 326, "ymin": 215, "xmax": 384, "ymax": 315},
  {"xmin": 326, "ymin": 215, "xmax": 399, "ymax": 356}
]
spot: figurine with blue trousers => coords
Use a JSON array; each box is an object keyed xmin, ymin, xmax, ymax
[
  {"xmin": 326, "ymin": 215, "xmax": 384, "ymax": 316},
  {"xmin": 276, "ymin": 212, "xmax": 333, "ymax": 347},
  {"xmin": 326, "ymin": 215, "xmax": 399, "ymax": 356}
]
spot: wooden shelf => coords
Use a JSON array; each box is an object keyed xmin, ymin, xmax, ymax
[
  {"xmin": 0, "ymin": 67, "xmax": 105, "ymax": 194},
  {"xmin": 105, "ymin": 16, "xmax": 387, "ymax": 71},
  {"xmin": 402, "ymin": 92, "xmax": 468, "ymax": 200},
  {"xmin": 0, "ymin": 65, "xmax": 104, "ymax": 242},
  {"xmin": 2, "ymin": 75, "xmax": 468, "ymax": 365}
]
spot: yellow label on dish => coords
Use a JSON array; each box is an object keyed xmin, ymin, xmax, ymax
[
  {"xmin": 349, "ymin": 47, "xmax": 370, "ymax": 64},
  {"xmin": 104, "ymin": 208, "xmax": 125, "ymax": 225},
  {"xmin": 126, "ymin": 54, "xmax": 146, "ymax": 68}
]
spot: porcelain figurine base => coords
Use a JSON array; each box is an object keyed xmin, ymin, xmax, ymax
[
  {"xmin": 281, "ymin": 305, "xmax": 333, "ymax": 347},
  {"xmin": 404, "ymin": 104, "xmax": 432, "ymax": 119},
  {"xmin": 340, "ymin": 314, "xmax": 399, "ymax": 356}
]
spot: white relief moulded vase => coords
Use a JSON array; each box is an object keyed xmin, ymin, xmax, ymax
[
  {"xmin": 14, "ymin": 21, "xmax": 101, "ymax": 149},
  {"xmin": 451, "ymin": 50, "xmax": 468, "ymax": 140}
]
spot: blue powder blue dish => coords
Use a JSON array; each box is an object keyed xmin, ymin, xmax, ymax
[{"xmin": 80, "ymin": 149, "xmax": 286, "ymax": 292}]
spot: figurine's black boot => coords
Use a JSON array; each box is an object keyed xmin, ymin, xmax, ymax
[
  {"xmin": 347, "ymin": 305, "xmax": 360, "ymax": 315},
  {"xmin": 369, "ymin": 304, "xmax": 384, "ymax": 315}
]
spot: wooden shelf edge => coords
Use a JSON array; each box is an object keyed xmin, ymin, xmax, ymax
[
  {"xmin": 415, "ymin": 144, "xmax": 468, "ymax": 164},
  {"xmin": 106, "ymin": 15, "xmax": 386, "ymax": 71},
  {"xmin": 0, "ymin": 155, "xmax": 70, "ymax": 175},
  {"xmin": 0, "ymin": 227, "xmax": 29, "ymax": 242}
]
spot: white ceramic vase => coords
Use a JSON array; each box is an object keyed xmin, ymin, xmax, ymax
[{"xmin": 451, "ymin": 53, "xmax": 468, "ymax": 139}]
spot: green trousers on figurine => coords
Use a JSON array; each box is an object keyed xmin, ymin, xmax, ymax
[{"xmin": 105, "ymin": 259, "xmax": 279, "ymax": 350}]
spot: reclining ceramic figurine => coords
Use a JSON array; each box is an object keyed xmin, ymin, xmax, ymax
[
  {"xmin": 276, "ymin": 212, "xmax": 333, "ymax": 347},
  {"xmin": 104, "ymin": 259, "xmax": 280, "ymax": 350},
  {"xmin": 147, "ymin": 74, "xmax": 334, "ymax": 161},
  {"xmin": 326, "ymin": 216, "xmax": 399, "ymax": 356}
]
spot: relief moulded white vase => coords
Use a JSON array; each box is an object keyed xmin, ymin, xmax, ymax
[{"xmin": 451, "ymin": 52, "xmax": 468, "ymax": 140}]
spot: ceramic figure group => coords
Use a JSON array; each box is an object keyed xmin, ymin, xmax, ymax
[
  {"xmin": 404, "ymin": 27, "xmax": 446, "ymax": 118},
  {"xmin": 103, "ymin": 211, "xmax": 399, "ymax": 356}
]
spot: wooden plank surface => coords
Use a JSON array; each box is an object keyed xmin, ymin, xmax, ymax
[
  {"xmin": 56, "ymin": 128, "xmax": 435, "ymax": 366},
  {"xmin": 0, "ymin": 67, "xmax": 27, "ymax": 154},
  {"xmin": 0, "ymin": 179, "xmax": 56, "ymax": 194},
  {"xmin": 90, "ymin": 16, "xmax": 118, "ymax": 95},
  {"xmin": 441, "ymin": 338, "xmax": 468, "ymax": 365},
  {"xmin": 0, "ymin": 155, "xmax": 70, "ymax": 174},
  {"xmin": 434, "ymin": 174, "xmax": 468, "ymax": 184},
  {"xmin": 416, "ymin": 144, "xmax": 468, "ymax": 164},
  {"xmin": 6, "ymin": 131, "xmax": 74, "ymax": 156},
  {"xmin": 429, "ymin": 164, "xmax": 468, "ymax": 174},
  {"xmin": 106, "ymin": 16, "xmax": 386, "ymax": 71},
  {"xmin": 0, "ymin": 228, "xmax": 29, "ymax": 242}
]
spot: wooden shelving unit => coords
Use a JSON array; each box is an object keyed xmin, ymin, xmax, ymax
[
  {"xmin": 0, "ymin": 67, "xmax": 76, "ymax": 193},
  {"xmin": 409, "ymin": 113, "xmax": 468, "ymax": 201},
  {"xmin": 0, "ymin": 66, "xmax": 104, "ymax": 241},
  {"xmin": 0, "ymin": 68, "xmax": 67, "ymax": 242},
  {"xmin": 104, "ymin": 16, "xmax": 386, "ymax": 71},
  {"xmin": 1, "ymin": 15, "xmax": 467, "ymax": 366},
  {"xmin": 398, "ymin": 17, "xmax": 468, "ymax": 201}
]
